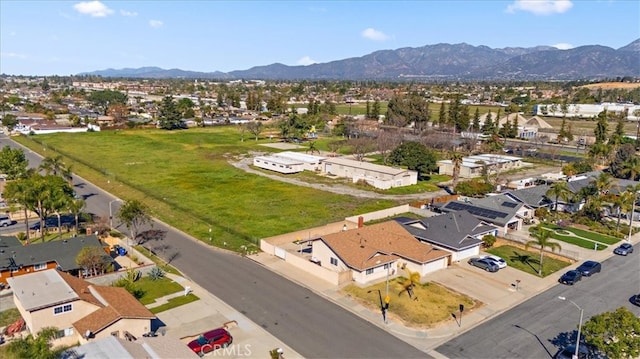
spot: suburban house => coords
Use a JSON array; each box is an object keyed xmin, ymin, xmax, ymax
[
  {"xmin": 436, "ymin": 194, "xmax": 534, "ymax": 235},
  {"xmin": 63, "ymin": 334, "xmax": 199, "ymax": 358},
  {"xmin": 505, "ymin": 184, "xmax": 553, "ymax": 209},
  {"xmin": 321, "ymin": 157, "xmax": 418, "ymax": 189},
  {"xmin": 310, "ymin": 221, "xmax": 450, "ymax": 285},
  {"xmin": 0, "ymin": 235, "xmax": 111, "ymax": 286},
  {"xmin": 253, "ymin": 151, "xmax": 326, "ymax": 174},
  {"xmin": 7, "ymin": 269, "xmax": 155, "ymax": 346},
  {"xmin": 437, "ymin": 154, "xmax": 524, "ymax": 179},
  {"xmin": 395, "ymin": 210, "xmax": 498, "ymax": 262}
]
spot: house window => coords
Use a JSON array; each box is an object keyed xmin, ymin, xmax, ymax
[
  {"xmin": 366, "ymin": 268, "xmax": 374, "ymax": 275},
  {"xmin": 33, "ymin": 263, "xmax": 46, "ymax": 271},
  {"xmin": 383, "ymin": 263, "xmax": 390, "ymax": 270},
  {"xmin": 54, "ymin": 304, "xmax": 73, "ymax": 315},
  {"xmin": 523, "ymin": 211, "xmax": 529, "ymax": 217},
  {"xmin": 330, "ymin": 257, "xmax": 338, "ymax": 266}
]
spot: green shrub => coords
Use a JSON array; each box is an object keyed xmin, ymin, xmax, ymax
[
  {"xmin": 148, "ymin": 267, "xmax": 165, "ymax": 280},
  {"xmin": 454, "ymin": 179, "xmax": 494, "ymax": 197}
]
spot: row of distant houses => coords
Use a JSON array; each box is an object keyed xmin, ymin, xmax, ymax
[{"xmin": 266, "ymin": 170, "xmax": 640, "ymax": 286}]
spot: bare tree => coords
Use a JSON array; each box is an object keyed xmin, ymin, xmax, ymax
[
  {"xmin": 377, "ymin": 130, "xmax": 402, "ymax": 164},
  {"xmin": 246, "ymin": 121, "xmax": 263, "ymax": 141},
  {"xmin": 348, "ymin": 137, "xmax": 377, "ymax": 161}
]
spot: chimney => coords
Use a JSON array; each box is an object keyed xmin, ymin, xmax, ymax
[{"xmin": 358, "ymin": 216, "xmax": 364, "ymax": 228}]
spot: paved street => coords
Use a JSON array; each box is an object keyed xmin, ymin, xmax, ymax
[
  {"xmin": 1, "ymin": 134, "xmax": 429, "ymax": 358},
  {"xmin": 435, "ymin": 252, "xmax": 640, "ymax": 358}
]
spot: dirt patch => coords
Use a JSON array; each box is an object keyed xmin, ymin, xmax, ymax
[{"xmin": 579, "ymin": 82, "xmax": 640, "ymax": 89}]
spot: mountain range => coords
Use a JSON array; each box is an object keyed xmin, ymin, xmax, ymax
[{"xmin": 80, "ymin": 39, "xmax": 640, "ymax": 81}]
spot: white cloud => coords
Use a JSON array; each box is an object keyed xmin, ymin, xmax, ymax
[
  {"xmin": 149, "ymin": 20, "xmax": 163, "ymax": 28},
  {"xmin": 73, "ymin": 1, "xmax": 114, "ymax": 17},
  {"xmin": 120, "ymin": 9, "xmax": 138, "ymax": 17},
  {"xmin": 1, "ymin": 52, "xmax": 27, "ymax": 59},
  {"xmin": 506, "ymin": 0, "xmax": 573, "ymax": 15},
  {"xmin": 361, "ymin": 28, "xmax": 389, "ymax": 41},
  {"xmin": 552, "ymin": 43, "xmax": 573, "ymax": 50},
  {"xmin": 297, "ymin": 56, "xmax": 317, "ymax": 66}
]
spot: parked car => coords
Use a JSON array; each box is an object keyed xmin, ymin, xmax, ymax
[
  {"xmin": 483, "ymin": 255, "xmax": 507, "ymax": 269},
  {"xmin": 187, "ymin": 328, "xmax": 233, "ymax": 356},
  {"xmin": 576, "ymin": 260, "xmax": 601, "ymax": 277},
  {"xmin": 0, "ymin": 214, "xmax": 13, "ymax": 227},
  {"xmin": 468, "ymin": 257, "xmax": 499, "ymax": 272},
  {"xmin": 634, "ymin": 293, "xmax": 640, "ymax": 307},
  {"xmin": 613, "ymin": 243, "xmax": 634, "ymax": 256},
  {"xmin": 553, "ymin": 344, "xmax": 591, "ymax": 359},
  {"xmin": 559, "ymin": 270, "xmax": 583, "ymax": 285}
]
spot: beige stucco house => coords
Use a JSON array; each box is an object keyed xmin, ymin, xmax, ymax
[
  {"xmin": 310, "ymin": 221, "xmax": 449, "ymax": 285},
  {"xmin": 7, "ymin": 269, "xmax": 155, "ymax": 347}
]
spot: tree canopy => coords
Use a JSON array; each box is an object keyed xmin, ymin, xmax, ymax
[
  {"xmin": 388, "ymin": 141, "xmax": 439, "ymax": 179},
  {"xmin": 87, "ymin": 90, "xmax": 127, "ymax": 115},
  {"xmin": 0, "ymin": 146, "xmax": 29, "ymax": 180},
  {"xmin": 116, "ymin": 199, "xmax": 153, "ymax": 243},
  {"xmin": 582, "ymin": 306, "xmax": 640, "ymax": 359}
]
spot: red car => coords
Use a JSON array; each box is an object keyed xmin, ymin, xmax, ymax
[{"xmin": 187, "ymin": 328, "xmax": 233, "ymax": 356}]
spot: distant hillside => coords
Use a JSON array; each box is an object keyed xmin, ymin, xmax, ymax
[{"xmin": 79, "ymin": 39, "xmax": 640, "ymax": 81}]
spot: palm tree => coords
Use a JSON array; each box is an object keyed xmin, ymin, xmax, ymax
[
  {"xmin": 397, "ymin": 264, "xmax": 421, "ymax": 300},
  {"xmin": 613, "ymin": 192, "xmax": 631, "ymax": 231},
  {"xmin": 620, "ymin": 156, "xmax": 640, "ymax": 181},
  {"xmin": 526, "ymin": 225, "xmax": 562, "ymax": 276},
  {"xmin": 39, "ymin": 155, "xmax": 65, "ymax": 176},
  {"xmin": 594, "ymin": 172, "xmax": 613, "ymax": 196},
  {"xmin": 67, "ymin": 198, "xmax": 86, "ymax": 234},
  {"xmin": 546, "ymin": 181, "xmax": 571, "ymax": 214},
  {"xmin": 450, "ymin": 152, "xmax": 464, "ymax": 189}
]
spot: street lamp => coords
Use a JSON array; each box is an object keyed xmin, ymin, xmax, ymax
[
  {"xmin": 628, "ymin": 190, "xmax": 639, "ymax": 242},
  {"xmin": 558, "ymin": 296, "xmax": 584, "ymax": 359},
  {"xmin": 109, "ymin": 199, "xmax": 123, "ymax": 230},
  {"xmin": 367, "ymin": 289, "xmax": 389, "ymax": 324}
]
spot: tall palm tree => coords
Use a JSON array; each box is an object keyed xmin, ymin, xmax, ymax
[
  {"xmin": 546, "ymin": 181, "xmax": 571, "ymax": 214},
  {"xmin": 67, "ymin": 198, "xmax": 86, "ymax": 235},
  {"xmin": 526, "ymin": 225, "xmax": 562, "ymax": 276},
  {"xmin": 612, "ymin": 192, "xmax": 630, "ymax": 231},
  {"xmin": 450, "ymin": 152, "xmax": 464, "ymax": 189}
]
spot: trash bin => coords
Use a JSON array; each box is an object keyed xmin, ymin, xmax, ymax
[{"xmin": 118, "ymin": 247, "xmax": 127, "ymax": 256}]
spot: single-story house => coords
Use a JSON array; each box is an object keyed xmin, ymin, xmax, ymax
[
  {"xmin": 436, "ymin": 194, "xmax": 534, "ymax": 235},
  {"xmin": 437, "ymin": 154, "xmax": 524, "ymax": 179},
  {"xmin": 7, "ymin": 269, "xmax": 155, "ymax": 346},
  {"xmin": 505, "ymin": 184, "xmax": 552, "ymax": 209},
  {"xmin": 395, "ymin": 210, "xmax": 498, "ymax": 262},
  {"xmin": 0, "ymin": 235, "xmax": 111, "ymax": 286},
  {"xmin": 253, "ymin": 151, "xmax": 326, "ymax": 174},
  {"xmin": 310, "ymin": 221, "xmax": 450, "ymax": 285},
  {"xmin": 321, "ymin": 157, "xmax": 418, "ymax": 189}
]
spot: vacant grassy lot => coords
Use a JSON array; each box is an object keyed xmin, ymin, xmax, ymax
[
  {"xmin": 343, "ymin": 278, "xmax": 476, "ymax": 327},
  {"xmin": 486, "ymin": 245, "xmax": 571, "ymax": 277},
  {"xmin": 14, "ymin": 128, "xmax": 400, "ymax": 251}
]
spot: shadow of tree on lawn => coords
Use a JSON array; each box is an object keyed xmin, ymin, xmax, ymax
[{"xmin": 509, "ymin": 251, "xmax": 541, "ymax": 273}]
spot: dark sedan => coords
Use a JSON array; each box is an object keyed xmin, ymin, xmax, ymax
[
  {"xmin": 559, "ymin": 270, "xmax": 583, "ymax": 285},
  {"xmin": 613, "ymin": 243, "xmax": 634, "ymax": 256},
  {"xmin": 468, "ymin": 257, "xmax": 499, "ymax": 272},
  {"xmin": 576, "ymin": 260, "xmax": 601, "ymax": 276}
]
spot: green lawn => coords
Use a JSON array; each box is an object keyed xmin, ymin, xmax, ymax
[
  {"xmin": 0, "ymin": 308, "xmax": 21, "ymax": 327},
  {"xmin": 14, "ymin": 128, "xmax": 400, "ymax": 252},
  {"xmin": 540, "ymin": 223, "xmax": 620, "ymax": 244},
  {"xmin": 137, "ymin": 276, "xmax": 184, "ymax": 305},
  {"xmin": 486, "ymin": 245, "xmax": 571, "ymax": 277},
  {"xmin": 150, "ymin": 293, "xmax": 200, "ymax": 314}
]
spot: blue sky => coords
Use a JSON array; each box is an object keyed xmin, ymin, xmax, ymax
[{"xmin": 1, "ymin": 0, "xmax": 639, "ymax": 76}]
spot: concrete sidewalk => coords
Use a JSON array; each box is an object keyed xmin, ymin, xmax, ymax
[
  {"xmin": 247, "ymin": 228, "xmax": 640, "ymax": 357},
  {"xmin": 149, "ymin": 272, "xmax": 303, "ymax": 359}
]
